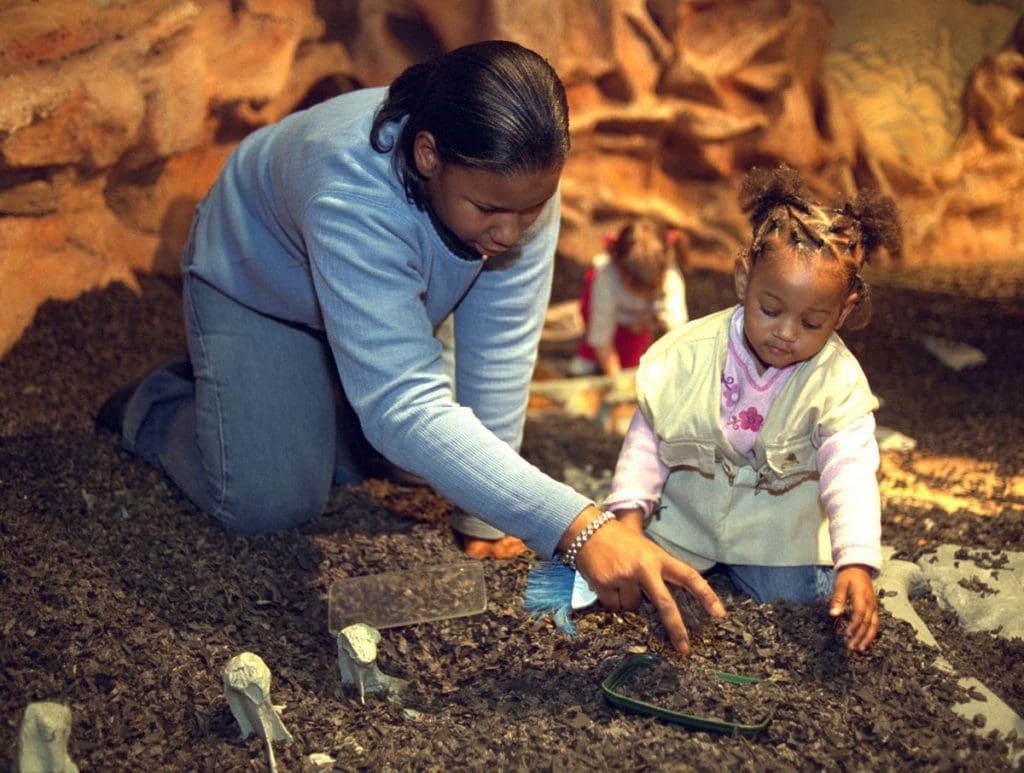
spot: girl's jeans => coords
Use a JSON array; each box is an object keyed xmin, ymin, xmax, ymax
[
  {"xmin": 724, "ymin": 564, "xmax": 836, "ymax": 604},
  {"xmin": 120, "ymin": 274, "xmax": 371, "ymax": 533}
]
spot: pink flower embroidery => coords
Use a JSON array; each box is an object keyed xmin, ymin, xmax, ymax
[{"xmin": 738, "ymin": 406, "xmax": 763, "ymax": 431}]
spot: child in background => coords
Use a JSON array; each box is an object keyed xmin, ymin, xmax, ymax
[
  {"xmin": 604, "ymin": 165, "xmax": 901, "ymax": 652},
  {"xmin": 570, "ymin": 218, "xmax": 688, "ymax": 376}
]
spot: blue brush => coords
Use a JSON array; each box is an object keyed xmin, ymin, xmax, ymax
[{"xmin": 523, "ymin": 560, "xmax": 599, "ymax": 636}]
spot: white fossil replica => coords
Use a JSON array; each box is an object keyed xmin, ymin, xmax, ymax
[
  {"xmin": 336, "ymin": 623, "xmax": 407, "ymax": 704},
  {"xmin": 15, "ymin": 701, "xmax": 78, "ymax": 773},
  {"xmin": 222, "ymin": 652, "xmax": 294, "ymax": 773}
]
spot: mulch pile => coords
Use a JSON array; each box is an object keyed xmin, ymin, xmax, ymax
[{"xmin": 2, "ymin": 265, "xmax": 1022, "ymax": 770}]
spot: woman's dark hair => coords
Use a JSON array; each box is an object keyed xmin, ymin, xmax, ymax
[{"xmin": 370, "ymin": 40, "xmax": 570, "ymax": 206}]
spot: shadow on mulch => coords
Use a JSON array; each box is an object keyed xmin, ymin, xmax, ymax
[{"xmin": 1, "ymin": 270, "xmax": 1022, "ymax": 770}]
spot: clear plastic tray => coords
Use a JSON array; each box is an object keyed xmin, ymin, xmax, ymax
[{"xmin": 328, "ymin": 561, "xmax": 487, "ymax": 633}]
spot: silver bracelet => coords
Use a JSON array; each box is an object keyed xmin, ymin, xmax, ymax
[{"xmin": 561, "ymin": 511, "xmax": 615, "ymax": 571}]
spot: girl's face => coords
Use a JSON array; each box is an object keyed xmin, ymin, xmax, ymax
[
  {"xmin": 734, "ymin": 249, "xmax": 857, "ymax": 373},
  {"xmin": 414, "ymin": 131, "xmax": 562, "ymax": 258}
]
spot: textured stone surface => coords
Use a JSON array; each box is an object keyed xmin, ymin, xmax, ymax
[
  {"xmin": 2, "ymin": 0, "xmax": 1024, "ymax": 360},
  {"xmin": 917, "ymin": 545, "xmax": 1024, "ymax": 640},
  {"xmin": 0, "ymin": 0, "xmax": 349, "ymax": 357}
]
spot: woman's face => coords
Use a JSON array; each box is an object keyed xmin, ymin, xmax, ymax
[{"xmin": 414, "ymin": 131, "xmax": 562, "ymax": 258}]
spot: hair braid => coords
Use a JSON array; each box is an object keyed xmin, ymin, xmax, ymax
[
  {"xmin": 737, "ymin": 164, "xmax": 903, "ymax": 329},
  {"xmin": 850, "ymin": 190, "xmax": 903, "ymax": 262}
]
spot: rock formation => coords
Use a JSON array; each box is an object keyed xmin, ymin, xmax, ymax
[{"xmin": 1, "ymin": 0, "xmax": 1022, "ymax": 357}]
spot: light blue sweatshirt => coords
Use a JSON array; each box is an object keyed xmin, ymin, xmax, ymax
[{"xmin": 186, "ymin": 87, "xmax": 591, "ymax": 556}]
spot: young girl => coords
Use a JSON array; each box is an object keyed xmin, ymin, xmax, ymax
[
  {"xmin": 604, "ymin": 165, "xmax": 901, "ymax": 652},
  {"xmin": 96, "ymin": 40, "xmax": 724, "ymax": 650},
  {"xmin": 570, "ymin": 219, "xmax": 688, "ymax": 376}
]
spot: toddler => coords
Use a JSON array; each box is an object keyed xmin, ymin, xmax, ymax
[
  {"xmin": 570, "ymin": 218, "xmax": 688, "ymax": 376},
  {"xmin": 604, "ymin": 165, "xmax": 901, "ymax": 652}
]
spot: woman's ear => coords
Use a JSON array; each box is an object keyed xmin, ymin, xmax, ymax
[
  {"xmin": 413, "ymin": 131, "xmax": 440, "ymax": 178},
  {"xmin": 733, "ymin": 256, "xmax": 750, "ymax": 301}
]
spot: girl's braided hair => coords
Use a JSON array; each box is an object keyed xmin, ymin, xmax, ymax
[{"xmin": 738, "ymin": 164, "xmax": 902, "ymax": 329}]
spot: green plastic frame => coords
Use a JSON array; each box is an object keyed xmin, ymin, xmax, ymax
[{"xmin": 601, "ymin": 653, "xmax": 777, "ymax": 737}]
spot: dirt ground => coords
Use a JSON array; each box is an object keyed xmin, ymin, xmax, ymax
[{"xmin": 1, "ymin": 263, "xmax": 1023, "ymax": 770}]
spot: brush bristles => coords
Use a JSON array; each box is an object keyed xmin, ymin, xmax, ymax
[{"xmin": 523, "ymin": 560, "xmax": 578, "ymax": 636}]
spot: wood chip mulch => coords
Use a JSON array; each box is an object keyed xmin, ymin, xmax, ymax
[{"xmin": 1, "ymin": 268, "xmax": 1022, "ymax": 770}]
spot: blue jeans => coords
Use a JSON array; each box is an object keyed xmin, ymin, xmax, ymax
[
  {"xmin": 724, "ymin": 564, "xmax": 836, "ymax": 604},
  {"xmin": 121, "ymin": 275, "xmax": 373, "ymax": 533}
]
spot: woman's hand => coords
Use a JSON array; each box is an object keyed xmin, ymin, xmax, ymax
[
  {"xmin": 561, "ymin": 506, "xmax": 726, "ymax": 653},
  {"xmin": 615, "ymin": 507, "xmax": 645, "ymax": 535},
  {"xmin": 829, "ymin": 564, "xmax": 879, "ymax": 652}
]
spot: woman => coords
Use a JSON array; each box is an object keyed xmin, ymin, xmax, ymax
[{"xmin": 98, "ymin": 40, "xmax": 723, "ymax": 652}]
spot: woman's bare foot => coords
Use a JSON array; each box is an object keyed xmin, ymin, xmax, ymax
[{"xmin": 461, "ymin": 534, "xmax": 529, "ymax": 559}]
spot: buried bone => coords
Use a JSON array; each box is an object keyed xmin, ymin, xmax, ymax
[
  {"xmin": 16, "ymin": 701, "xmax": 78, "ymax": 773},
  {"xmin": 336, "ymin": 623, "xmax": 407, "ymax": 703},
  {"xmin": 223, "ymin": 652, "xmax": 293, "ymax": 773}
]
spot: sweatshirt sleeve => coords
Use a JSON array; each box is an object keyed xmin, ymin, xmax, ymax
[
  {"xmin": 303, "ymin": 190, "xmax": 591, "ymax": 558},
  {"xmin": 450, "ymin": 192, "xmax": 556, "ymax": 451},
  {"xmin": 603, "ymin": 408, "xmax": 668, "ymax": 516},
  {"xmin": 817, "ymin": 413, "xmax": 882, "ymax": 573}
]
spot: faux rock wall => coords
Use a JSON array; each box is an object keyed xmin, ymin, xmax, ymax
[{"xmin": 2, "ymin": 0, "xmax": 1023, "ymax": 357}]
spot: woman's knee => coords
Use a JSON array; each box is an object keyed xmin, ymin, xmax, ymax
[{"xmin": 213, "ymin": 473, "xmax": 332, "ymax": 534}]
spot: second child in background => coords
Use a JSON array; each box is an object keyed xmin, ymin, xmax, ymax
[{"xmin": 570, "ymin": 219, "xmax": 688, "ymax": 377}]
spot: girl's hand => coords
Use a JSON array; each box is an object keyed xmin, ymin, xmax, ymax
[
  {"xmin": 829, "ymin": 565, "xmax": 879, "ymax": 652},
  {"xmin": 561, "ymin": 506, "xmax": 726, "ymax": 653},
  {"xmin": 593, "ymin": 344, "xmax": 621, "ymax": 377}
]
